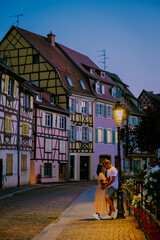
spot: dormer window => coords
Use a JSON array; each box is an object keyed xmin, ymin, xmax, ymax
[
  {"xmin": 101, "ymin": 71, "xmax": 105, "ymax": 78},
  {"xmin": 36, "ymin": 93, "xmax": 42, "ymax": 101},
  {"xmin": 66, "ymin": 77, "xmax": 73, "ymax": 87},
  {"xmin": 111, "ymin": 86, "xmax": 122, "ymax": 99},
  {"xmin": 90, "ymin": 68, "xmax": 95, "ymax": 75},
  {"xmin": 50, "ymin": 95, "xmax": 55, "ymax": 105},
  {"xmin": 80, "ymin": 80, "xmax": 86, "ymax": 90},
  {"xmin": 95, "ymin": 81, "xmax": 105, "ymax": 95}
]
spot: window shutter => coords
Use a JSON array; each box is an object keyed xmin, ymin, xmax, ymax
[
  {"xmin": 112, "ymin": 130, "xmax": 116, "ymax": 143},
  {"xmin": 42, "ymin": 113, "xmax": 45, "ymax": 126},
  {"xmin": 104, "ymin": 129, "xmax": 107, "ymax": 143},
  {"xmin": 89, "ymin": 102, "xmax": 92, "ymax": 115},
  {"xmin": 89, "ymin": 127, "xmax": 92, "ymax": 142},
  {"xmin": 4, "ymin": 75, "xmax": 9, "ymax": 94},
  {"xmin": 104, "ymin": 105, "xmax": 107, "ymax": 117},
  {"xmin": 69, "ymin": 98, "xmax": 71, "ymax": 112},
  {"xmin": 117, "ymin": 89, "xmax": 122, "ymax": 98},
  {"xmin": 111, "ymin": 87, "xmax": 114, "ymax": 97},
  {"xmin": 129, "ymin": 116, "xmax": 132, "ymax": 125},
  {"xmin": 95, "ymin": 128, "xmax": 98, "ymax": 142},
  {"xmin": 79, "ymin": 126, "xmax": 82, "ymax": 141},
  {"xmin": 96, "ymin": 103, "xmax": 99, "ymax": 115},
  {"xmin": 102, "ymin": 85, "xmax": 105, "ymax": 94},
  {"xmin": 52, "ymin": 165, "xmax": 56, "ymax": 177},
  {"xmin": 66, "ymin": 117, "xmax": 70, "ymax": 130},
  {"xmin": 52, "ymin": 114, "xmax": 56, "ymax": 128},
  {"xmin": 13, "ymin": 80, "xmax": 17, "ymax": 98},
  {"xmin": 30, "ymin": 96, "xmax": 33, "ymax": 108},
  {"xmin": 22, "ymin": 123, "xmax": 29, "ymax": 136},
  {"xmin": 101, "ymin": 105, "xmax": 104, "ymax": 117},
  {"xmin": 78, "ymin": 100, "xmax": 82, "ymax": 113},
  {"xmin": 76, "ymin": 126, "xmax": 82, "ymax": 141},
  {"xmin": 57, "ymin": 115, "xmax": 60, "ymax": 128},
  {"xmin": 5, "ymin": 116, "xmax": 11, "ymax": 133},
  {"xmin": 76, "ymin": 99, "xmax": 79, "ymax": 113},
  {"xmin": 135, "ymin": 117, "xmax": 138, "ymax": 125},
  {"xmin": 40, "ymin": 165, "xmax": 44, "ymax": 178}
]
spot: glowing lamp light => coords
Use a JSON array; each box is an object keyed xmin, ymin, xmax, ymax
[{"xmin": 113, "ymin": 102, "xmax": 125, "ymax": 127}]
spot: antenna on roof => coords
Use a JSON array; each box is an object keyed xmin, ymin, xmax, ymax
[
  {"xmin": 97, "ymin": 50, "xmax": 108, "ymax": 70},
  {"xmin": 9, "ymin": 14, "xmax": 24, "ymax": 27}
]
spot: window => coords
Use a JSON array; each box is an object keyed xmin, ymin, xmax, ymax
[
  {"xmin": 8, "ymin": 78, "xmax": 14, "ymax": 96},
  {"xmin": 60, "ymin": 141, "xmax": 66, "ymax": 153},
  {"xmin": 82, "ymin": 101, "xmax": 88, "ymax": 114},
  {"xmin": 95, "ymin": 81, "xmax": 105, "ymax": 94},
  {"xmin": 70, "ymin": 99, "xmax": 76, "ymax": 112},
  {"xmin": 33, "ymin": 54, "xmax": 39, "ymax": 64},
  {"xmin": 6, "ymin": 154, "xmax": 13, "ymax": 175},
  {"xmin": 96, "ymin": 128, "xmax": 104, "ymax": 143},
  {"xmin": 45, "ymin": 138, "xmax": 52, "ymax": 152},
  {"xmin": 107, "ymin": 129, "xmax": 112, "ymax": 143},
  {"xmin": 59, "ymin": 117, "xmax": 66, "ymax": 129},
  {"xmin": 111, "ymin": 86, "xmax": 122, "ymax": 98},
  {"xmin": 66, "ymin": 76, "xmax": 73, "ymax": 87},
  {"xmin": 70, "ymin": 126, "xmax": 76, "ymax": 141},
  {"xmin": 22, "ymin": 123, "xmax": 29, "ymax": 136},
  {"xmin": 80, "ymin": 80, "xmax": 86, "ymax": 90},
  {"xmin": 50, "ymin": 95, "xmax": 55, "ymax": 105},
  {"xmin": 5, "ymin": 116, "xmax": 11, "ymax": 133},
  {"xmin": 36, "ymin": 93, "xmax": 42, "ymax": 101},
  {"xmin": 82, "ymin": 127, "xmax": 89, "ymax": 141},
  {"xmin": 44, "ymin": 163, "xmax": 52, "ymax": 177},
  {"xmin": 129, "ymin": 116, "xmax": 138, "ymax": 126},
  {"xmin": 96, "ymin": 103, "xmax": 104, "ymax": 116},
  {"xmin": 101, "ymin": 71, "xmax": 105, "ymax": 78},
  {"xmin": 21, "ymin": 154, "xmax": 27, "ymax": 171},
  {"xmin": 106, "ymin": 106, "xmax": 112, "ymax": 118},
  {"xmin": 45, "ymin": 114, "xmax": 52, "ymax": 127},
  {"xmin": 90, "ymin": 68, "xmax": 95, "ymax": 75}
]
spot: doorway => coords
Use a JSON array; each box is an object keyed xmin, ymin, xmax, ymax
[{"xmin": 80, "ymin": 156, "xmax": 89, "ymax": 180}]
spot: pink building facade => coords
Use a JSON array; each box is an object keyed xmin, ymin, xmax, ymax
[{"xmin": 30, "ymin": 91, "xmax": 70, "ymax": 184}]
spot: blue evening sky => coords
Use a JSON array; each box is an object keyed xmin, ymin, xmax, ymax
[{"xmin": 0, "ymin": 0, "xmax": 160, "ymax": 97}]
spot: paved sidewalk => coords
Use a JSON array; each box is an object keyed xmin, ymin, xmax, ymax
[{"xmin": 32, "ymin": 186, "xmax": 146, "ymax": 240}]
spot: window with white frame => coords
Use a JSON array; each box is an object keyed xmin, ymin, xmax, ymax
[
  {"xmin": 70, "ymin": 126, "xmax": 76, "ymax": 141},
  {"xmin": 96, "ymin": 103, "xmax": 104, "ymax": 116},
  {"xmin": 95, "ymin": 81, "xmax": 105, "ymax": 95},
  {"xmin": 50, "ymin": 95, "xmax": 55, "ymax": 105},
  {"xmin": 106, "ymin": 106, "xmax": 112, "ymax": 118},
  {"xmin": 107, "ymin": 129, "xmax": 112, "ymax": 143},
  {"xmin": 36, "ymin": 93, "xmax": 42, "ymax": 101},
  {"xmin": 70, "ymin": 99, "xmax": 76, "ymax": 112},
  {"xmin": 96, "ymin": 128, "xmax": 104, "ymax": 143},
  {"xmin": 82, "ymin": 101, "xmax": 88, "ymax": 114},
  {"xmin": 101, "ymin": 71, "xmax": 105, "ymax": 78},
  {"xmin": 90, "ymin": 68, "xmax": 95, "ymax": 75},
  {"xmin": 45, "ymin": 138, "xmax": 52, "ymax": 152},
  {"xmin": 59, "ymin": 117, "xmax": 66, "ymax": 129},
  {"xmin": 82, "ymin": 127, "xmax": 89, "ymax": 141},
  {"xmin": 60, "ymin": 140, "xmax": 66, "ymax": 153},
  {"xmin": 45, "ymin": 114, "xmax": 52, "ymax": 127}
]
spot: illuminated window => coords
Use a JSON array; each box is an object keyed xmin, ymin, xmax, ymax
[
  {"xmin": 6, "ymin": 154, "xmax": 13, "ymax": 176},
  {"xmin": 21, "ymin": 154, "xmax": 27, "ymax": 171}
]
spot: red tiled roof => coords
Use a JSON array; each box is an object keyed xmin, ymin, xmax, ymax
[
  {"xmin": 57, "ymin": 43, "xmax": 115, "ymax": 85},
  {"xmin": 14, "ymin": 27, "xmax": 94, "ymax": 97}
]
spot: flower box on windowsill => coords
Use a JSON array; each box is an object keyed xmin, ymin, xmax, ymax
[
  {"xmin": 24, "ymin": 107, "xmax": 33, "ymax": 112},
  {"xmin": 6, "ymin": 95, "xmax": 15, "ymax": 101}
]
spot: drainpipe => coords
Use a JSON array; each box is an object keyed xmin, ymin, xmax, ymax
[{"xmin": 17, "ymin": 87, "xmax": 21, "ymax": 187}]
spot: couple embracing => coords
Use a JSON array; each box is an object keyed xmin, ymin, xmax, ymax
[{"xmin": 93, "ymin": 159, "xmax": 118, "ymax": 220}]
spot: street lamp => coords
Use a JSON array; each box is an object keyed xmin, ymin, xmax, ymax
[{"xmin": 113, "ymin": 101, "xmax": 125, "ymax": 219}]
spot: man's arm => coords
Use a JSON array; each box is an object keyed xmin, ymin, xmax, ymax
[{"xmin": 102, "ymin": 176, "xmax": 115, "ymax": 189}]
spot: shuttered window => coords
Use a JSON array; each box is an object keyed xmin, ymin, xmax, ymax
[
  {"xmin": 45, "ymin": 138, "xmax": 52, "ymax": 152},
  {"xmin": 22, "ymin": 123, "xmax": 29, "ymax": 136},
  {"xmin": 60, "ymin": 140, "xmax": 66, "ymax": 153},
  {"xmin": 6, "ymin": 154, "xmax": 13, "ymax": 175},
  {"xmin": 5, "ymin": 116, "xmax": 11, "ymax": 133}
]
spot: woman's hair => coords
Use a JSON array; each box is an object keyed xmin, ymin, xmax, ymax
[{"xmin": 96, "ymin": 164, "xmax": 103, "ymax": 176}]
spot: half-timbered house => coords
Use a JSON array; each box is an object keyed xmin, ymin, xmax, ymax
[
  {"xmin": 30, "ymin": 90, "xmax": 70, "ymax": 184},
  {"xmin": 57, "ymin": 44, "xmax": 125, "ymax": 178},
  {"xmin": 0, "ymin": 57, "xmax": 38, "ymax": 188},
  {"xmin": 0, "ymin": 26, "xmax": 95, "ymax": 181}
]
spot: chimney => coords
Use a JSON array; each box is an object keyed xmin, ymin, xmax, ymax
[{"xmin": 47, "ymin": 31, "xmax": 56, "ymax": 45}]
